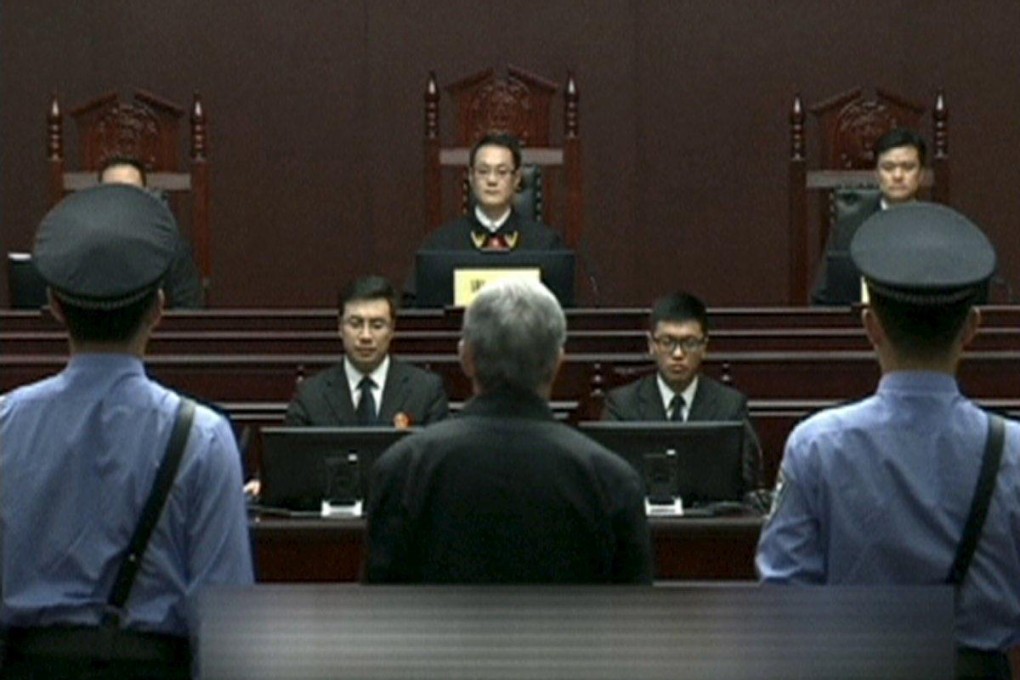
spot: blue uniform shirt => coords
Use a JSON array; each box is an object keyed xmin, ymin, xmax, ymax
[
  {"xmin": 757, "ymin": 371, "xmax": 1020, "ymax": 651},
  {"xmin": 0, "ymin": 354, "xmax": 254, "ymax": 637}
]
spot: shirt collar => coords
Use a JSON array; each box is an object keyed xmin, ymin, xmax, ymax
[
  {"xmin": 877, "ymin": 370, "xmax": 960, "ymax": 396},
  {"xmin": 474, "ymin": 206, "xmax": 512, "ymax": 233},
  {"xmin": 343, "ymin": 355, "xmax": 390, "ymax": 392},
  {"xmin": 460, "ymin": 387, "xmax": 555, "ymax": 421},
  {"xmin": 879, "ymin": 197, "xmax": 917, "ymax": 211},
  {"xmin": 66, "ymin": 353, "xmax": 146, "ymax": 376},
  {"xmin": 656, "ymin": 373, "xmax": 699, "ymax": 414}
]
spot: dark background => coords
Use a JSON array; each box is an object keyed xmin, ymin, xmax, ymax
[{"xmin": 2, "ymin": 1, "xmax": 1017, "ymax": 308}]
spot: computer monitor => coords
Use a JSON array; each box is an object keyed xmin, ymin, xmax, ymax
[
  {"xmin": 577, "ymin": 421, "xmax": 745, "ymax": 505},
  {"xmin": 259, "ymin": 427, "xmax": 414, "ymax": 513},
  {"xmin": 414, "ymin": 249, "xmax": 575, "ymax": 308},
  {"xmin": 7, "ymin": 252, "xmax": 47, "ymax": 309},
  {"xmin": 821, "ymin": 251, "xmax": 865, "ymax": 305}
]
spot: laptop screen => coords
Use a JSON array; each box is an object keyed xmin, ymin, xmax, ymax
[
  {"xmin": 414, "ymin": 249, "xmax": 575, "ymax": 308},
  {"xmin": 577, "ymin": 421, "xmax": 745, "ymax": 505},
  {"xmin": 259, "ymin": 426, "xmax": 414, "ymax": 513}
]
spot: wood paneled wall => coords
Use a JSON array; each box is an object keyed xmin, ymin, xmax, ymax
[{"xmin": 2, "ymin": 1, "xmax": 1019, "ymax": 308}]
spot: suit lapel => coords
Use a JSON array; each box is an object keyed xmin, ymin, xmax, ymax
[
  {"xmin": 377, "ymin": 361, "xmax": 408, "ymax": 424},
  {"xmin": 637, "ymin": 375, "xmax": 668, "ymax": 420},
  {"xmin": 325, "ymin": 365, "xmax": 357, "ymax": 424},
  {"xmin": 687, "ymin": 378, "xmax": 719, "ymax": 421}
]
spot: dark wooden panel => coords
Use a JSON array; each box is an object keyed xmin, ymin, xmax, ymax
[
  {"xmin": 6, "ymin": 325, "xmax": 1020, "ymax": 356},
  {"xmin": 251, "ymin": 516, "xmax": 762, "ymax": 583},
  {"xmin": 4, "ymin": 351, "xmax": 1019, "ymax": 405},
  {"xmin": 5, "ymin": 305, "xmax": 1020, "ymax": 334},
  {"xmin": 4, "ymin": 4, "xmax": 1020, "ymax": 308}
]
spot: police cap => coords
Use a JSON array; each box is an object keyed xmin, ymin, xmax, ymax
[
  {"xmin": 850, "ymin": 202, "xmax": 995, "ymax": 305},
  {"xmin": 33, "ymin": 184, "xmax": 178, "ymax": 310}
]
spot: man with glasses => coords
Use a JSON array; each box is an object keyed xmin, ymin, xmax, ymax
[
  {"xmin": 602, "ymin": 291, "xmax": 764, "ymax": 494},
  {"xmin": 285, "ymin": 276, "xmax": 448, "ymax": 427},
  {"xmin": 403, "ymin": 133, "xmax": 564, "ymax": 303},
  {"xmin": 98, "ymin": 156, "xmax": 205, "ymax": 309}
]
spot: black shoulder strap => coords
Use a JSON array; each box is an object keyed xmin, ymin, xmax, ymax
[
  {"xmin": 946, "ymin": 413, "xmax": 1006, "ymax": 586},
  {"xmin": 103, "ymin": 397, "xmax": 196, "ymax": 626}
]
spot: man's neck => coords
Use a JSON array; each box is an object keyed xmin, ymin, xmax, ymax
[
  {"xmin": 472, "ymin": 382, "xmax": 552, "ymax": 401},
  {"xmin": 880, "ymin": 196, "xmax": 917, "ymax": 210},
  {"xmin": 476, "ymin": 205, "xmax": 512, "ymax": 225},
  {"xmin": 68, "ymin": 335, "xmax": 147, "ymax": 358},
  {"xmin": 877, "ymin": 349, "xmax": 960, "ymax": 376}
]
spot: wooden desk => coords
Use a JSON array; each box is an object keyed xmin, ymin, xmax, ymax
[{"xmin": 250, "ymin": 515, "xmax": 762, "ymax": 583}]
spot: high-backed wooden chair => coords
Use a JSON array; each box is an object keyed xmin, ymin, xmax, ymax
[
  {"xmin": 47, "ymin": 90, "xmax": 212, "ymax": 297},
  {"xmin": 424, "ymin": 66, "xmax": 583, "ymax": 248},
  {"xmin": 787, "ymin": 88, "xmax": 949, "ymax": 304}
]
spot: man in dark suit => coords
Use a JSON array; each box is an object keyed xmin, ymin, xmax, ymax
[
  {"xmin": 367, "ymin": 278, "xmax": 652, "ymax": 583},
  {"xmin": 602, "ymin": 291, "xmax": 764, "ymax": 494},
  {"xmin": 403, "ymin": 133, "xmax": 565, "ymax": 304},
  {"xmin": 286, "ymin": 276, "xmax": 448, "ymax": 428},
  {"xmin": 98, "ymin": 156, "xmax": 205, "ymax": 309},
  {"xmin": 811, "ymin": 128, "xmax": 926, "ymax": 305}
]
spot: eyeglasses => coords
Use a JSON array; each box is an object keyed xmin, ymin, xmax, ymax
[
  {"xmin": 878, "ymin": 161, "xmax": 920, "ymax": 173},
  {"xmin": 472, "ymin": 165, "xmax": 516, "ymax": 180},
  {"xmin": 343, "ymin": 316, "xmax": 391, "ymax": 333},
  {"xmin": 652, "ymin": 335, "xmax": 707, "ymax": 354}
]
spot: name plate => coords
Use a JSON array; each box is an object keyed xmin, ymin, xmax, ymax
[{"xmin": 453, "ymin": 267, "xmax": 541, "ymax": 307}]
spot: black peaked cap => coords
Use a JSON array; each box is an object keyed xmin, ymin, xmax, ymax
[
  {"xmin": 34, "ymin": 184, "xmax": 178, "ymax": 309},
  {"xmin": 850, "ymin": 202, "xmax": 995, "ymax": 304}
]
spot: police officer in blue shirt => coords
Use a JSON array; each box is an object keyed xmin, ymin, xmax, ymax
[
  {"xmin": 0, "ymin": 185, "xmax": 253, "ymax": 678},
  {"xmin": 756, "ymin": 203, "xmax": 1020, "ymax": 680}
]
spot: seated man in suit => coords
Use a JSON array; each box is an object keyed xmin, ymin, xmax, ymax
[
  {"xmin": 602, "ymin": 291, "xmax": 764, "ymax": 495},
  {"xmin": 811, "ymin": 128, "xmax": 926, "ymax": 305},
  {"xmin": 366, "ymin": 278, "xmax": 651, "ymax": 583},
  {"xmin": 286, "ymin": 275, "xmax": 448, "ymax": 428},
  {"xmin": 403, "ymin": 132, "xmax": 565, "ymax": 304},
  {"xmin": 98, "ymin": 156, "xmax": 205, "ymax": 309}
]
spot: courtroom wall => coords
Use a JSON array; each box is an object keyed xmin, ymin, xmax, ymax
[{"xmin": 2, "ymin": 1, "xmax": 1018, "ymax": 308}]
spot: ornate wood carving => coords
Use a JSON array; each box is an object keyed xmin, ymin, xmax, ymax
[
  {"xmin": 191, "ymin": 92, "xmax": 207, "ymax": 161},
  {"xmin": 809, "ymin": 88, "xmax": 924, "ymax": 171},
  {"xmin": 789, "ymin": 94, "xmax": 804, "ymax": 161},
  {"xmin": 446, "ymin": 66, "xmax": 557, "ymax": 147}
]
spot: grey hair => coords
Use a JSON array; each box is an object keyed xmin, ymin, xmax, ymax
[{"xmin": 461, "ymin": 278, "xmax": 567, "ymax": 393}]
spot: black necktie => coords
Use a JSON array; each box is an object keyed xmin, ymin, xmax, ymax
[
  {"xmin": 356, "ymin": 376, "xmax": 377, "ymax": 425},
  {"xmin": 669, "ymin": 395, "xmax": 685, "ymax": 422}
]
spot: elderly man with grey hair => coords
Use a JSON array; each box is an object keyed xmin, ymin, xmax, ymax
[{"xmin": 365, "ymin": 278, "xmax": 652, "ymax": 583}]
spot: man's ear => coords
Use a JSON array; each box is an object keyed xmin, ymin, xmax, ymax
[
  {"xmin": 959, "ymin": 306, "xmax": 982, "ymax": 348},
  {"xmin": 141, "ymin": 289, "xmax": 165, "ymax": 333},
  {"xmin": 861, "ymin": 307, "xmax": 885, "ymax": 348},
  {"xmin": 552, "ymin": 347, "xmax": 565, "ymax": 381},
  {"xmin": 458, "ymin": 339, "xmax": 475, "ymax": 380},
  {"xmin": 47, "ymin": 289, "xmax": 65, "ymax": 324}
]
